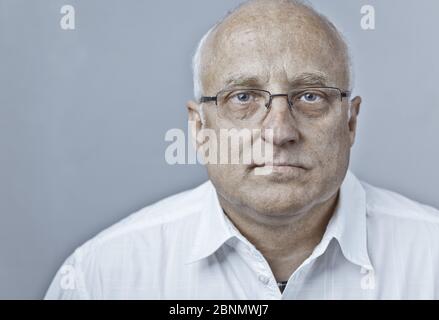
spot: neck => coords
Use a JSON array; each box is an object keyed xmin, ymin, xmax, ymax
[{"xmin": 217, "ymin": 190, "xmax": 339, "ymax": 282}]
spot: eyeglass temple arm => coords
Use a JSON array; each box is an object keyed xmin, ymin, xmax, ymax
[
  {"xmin": 199, "ymin": 96, "xmax": 217, "ymax": 104},
  {"xmin": 341, "ymin": 91, "xmax": 351, "ymax": 99}
]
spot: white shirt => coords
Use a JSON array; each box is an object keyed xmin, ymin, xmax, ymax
[{"xmin": 45, "ymin": 170, "xmax": 439, "ymax": 299}]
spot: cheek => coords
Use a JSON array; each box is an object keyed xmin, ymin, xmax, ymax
[{"xmin": 305, "ymin": 119, "xmax": 351, "ymax": 170}]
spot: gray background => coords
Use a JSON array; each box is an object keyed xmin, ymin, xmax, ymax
[{"xmin": 0, "ymin": 0, "xmax": 437, "ymax": 299}]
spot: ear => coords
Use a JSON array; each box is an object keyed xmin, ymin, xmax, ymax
[
  {"xmin": 186, "ymin": 100, "xmax": 204, "ymax": 151},
  {"xmin": 348, "ymin": 96, "xmax": 362, "ymax": 147}
]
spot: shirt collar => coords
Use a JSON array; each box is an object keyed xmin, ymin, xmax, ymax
[
  {"xmin": 185, "ymin": 170, "xmax": 374, "ymax": 271},
  {"xmin": 320, "ymin": 170, "xmax": 374, "ymax": 271},
  {"xmin": 185, "ymin": 180, "xmax": 236, "ymax": 264}
]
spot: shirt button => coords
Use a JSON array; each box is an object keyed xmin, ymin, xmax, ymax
[{"xmin": 258, "ymin": 274, "xmax": 270, "ymax": 285}]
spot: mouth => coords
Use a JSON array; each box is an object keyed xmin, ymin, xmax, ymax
[
  {"xmin": 250, "ymin": 162, "xmax": 308, "ymax": 176},
  {"xmin": 251, "ymin": 162, "xmax": 307, "ymax": 169}
]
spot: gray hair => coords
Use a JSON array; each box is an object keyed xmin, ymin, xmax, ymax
[{"xmin": 191, "ymin": 0, "xmax": 355, "ymax": 102}]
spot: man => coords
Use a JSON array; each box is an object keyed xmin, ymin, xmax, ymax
[{"xmin": 45, "ymin": 0, "xmax": 439, "ymax": 299}]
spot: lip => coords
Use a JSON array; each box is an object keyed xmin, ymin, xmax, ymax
[
  {"xmin": 252, "ymin": 162, "xmax": 307, "ymax": 169},
  {"xmin": 251, "ymin": 163, "xmax": 307, "ymax": 178},
  {"xmin": 250, "ymin": 162, "xmax": 309, "ymax": 177}
]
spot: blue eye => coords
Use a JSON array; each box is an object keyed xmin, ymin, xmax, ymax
[
  {"xmin": 300, "ymin": 92, "xmax": 320, "ymax": 102},
  {"xmin": 236, "ymin": 93, "xmax": 251, "ymax": 102},
  {"xmin": 225, "ymin": 90, "xmax": 266, "ymax": 107}
]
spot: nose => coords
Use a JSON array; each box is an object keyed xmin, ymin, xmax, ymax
[{"xmin": 261, "ymin": 94, "xmax": 300, "ymax": 146}]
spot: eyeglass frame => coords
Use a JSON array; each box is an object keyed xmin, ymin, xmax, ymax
[{"xmin": 199, "ymin": 87, "xmax": 351, "ymax": 111}]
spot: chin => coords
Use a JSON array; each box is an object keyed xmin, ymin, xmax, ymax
[{"xmin": 240, "ymin": 185, "xmax": 313, "ymax": 216}]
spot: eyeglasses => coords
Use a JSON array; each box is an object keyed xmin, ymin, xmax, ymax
[{"xmin": 200, "ymin": 87, "xmax": 351, "ymax": 124}]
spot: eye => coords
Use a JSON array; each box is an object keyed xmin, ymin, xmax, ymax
[
  {"xmin": 300, "ymin": 92, "xmax": 322, "ymax": 103},
  {"xmin": 232, "ymin": 92, "xmax": 253, "ymax": 103}
]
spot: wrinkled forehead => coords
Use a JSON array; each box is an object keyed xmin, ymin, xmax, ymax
[{"xmin": 202, "ymin": 13, "xmax": 349, "ymax": 95}]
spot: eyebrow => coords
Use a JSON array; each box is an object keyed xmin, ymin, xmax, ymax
[
  {"xmin": 221, "ymin": 72, "xmax": 330, "ymax": 91},
  {"xmin": 223, "ymin": 75, "xmax": 268, "ymax": 90},
  {"xmin": 288, "ymin": 73, "xmax": 330, "ymax": 87}
]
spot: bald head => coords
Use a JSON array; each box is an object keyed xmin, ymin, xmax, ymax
[{"xmin": 192, "ymin": 0, "xmax": 352, "ymax": 101}]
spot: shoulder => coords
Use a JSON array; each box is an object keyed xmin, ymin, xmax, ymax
[
  {"xmin": 360, "ymin": 178, "xmax": 439, "ymax": 256},
  {"xmin": 360, "ymin": 179, "xmax": 439, "ymax": 225},
  {"xmin": 79, "ymin": 179, "xmax": 212, "ymax": 259},
  {"xmin": 358, "ymin": 179, "xmax": 439, "ymax": 291},
  {"xmin": 45, "ymin": 180, "xmax": 212, "ymax": 299}
]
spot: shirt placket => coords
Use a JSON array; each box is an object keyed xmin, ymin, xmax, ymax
[{"xmin": 228, "ymin": 237, "xmax": 280, "ymax": 299}]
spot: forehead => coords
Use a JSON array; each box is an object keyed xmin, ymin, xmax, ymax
[{"xmin": 202, "ymin": 14, "xmax": 349, "ymax": 94}]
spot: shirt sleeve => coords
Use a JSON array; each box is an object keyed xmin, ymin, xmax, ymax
[{"xmin": 44, "ymin": 249, "xmax": 91, "ymax": 300}]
